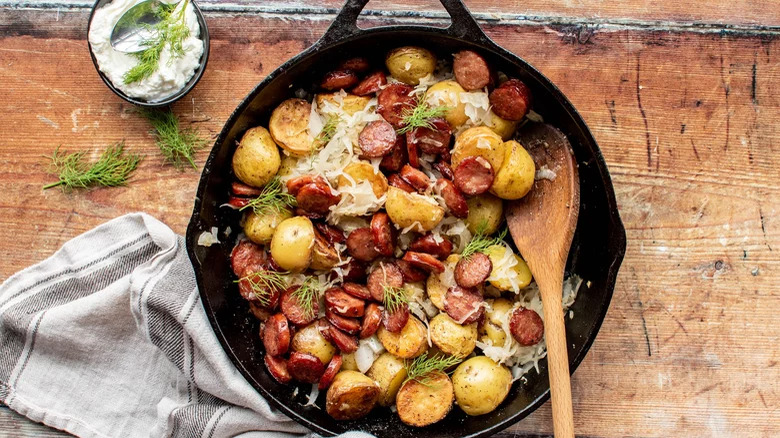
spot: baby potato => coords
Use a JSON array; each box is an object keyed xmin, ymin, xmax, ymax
[
  {"xmin": 385, "ymin": 187, "xmax": 445, "ymax": 232},
  {"xmin": 452, "ymin": 126, "xmax": 506, "ymax": 173},
  {"xmin": 291, "ymin": 322, "xmax": 336, "ymax": 365},
  {"xmin": 269, "ymin": 98, "xmax": 315, "ymax": 157},
  {"xmin": 242, "ymin": 208, "xmax": 293, "ymax": 245},
  {"xmin": 326, "ymin": 371, "xmax": 380, "ymax": 421},
  {"xmin": 316, "ymin": 93, "xmax": 372, "ymax": 116},
  {"xmin": 464, "ymin": 193, "xmax": 503, "ymax": 235},
  {"xmin": 396, "ymin": 371, "xmax": 454, "ymax": 427},
  {"xmin": 367, "ymin": 352, "xmax": 408, "ymax": 406},
  {"xmin": 385, "ymin": 46, "xmax": 436, "ymax": 85},
  {"xmin": 485, "ymin": 110, "xmax": 518, "ymax": 140},
  {"xmin": 341, "ymin": 352, "xmax": 359, "ymax": 371},
  {"xmin": 310, "ymin": 232, "xmax": 340, "ymax": 271},
  {"xmin": 426, "ymin": 254, "xmax": 459, "ymax": 311},
  {"xmin": 232, "ymin": 126, "xmax": 281, "ymax": 188},
  {"xmin": 478, "ymin": 298, "xmax": 514, "ymax": 347},
  {"xmin": 491, "ymin": 140, "xmax": 535, "ymax": 200},
  {"xmin": 276, "ymin": 154, "xmax": 299, "ymax": 177},
  {"xmin": 452, "ymin": 356, "xmax": 512, "ymax": 416},
  {"xmin": 337, "ymin": 161, "xmax": 388, "ymax": 198},
  {"xmin": 425, "ymin": 80, "xmax": 468, "ymax": 128},
  {"xmin": 377, "ymin": 316, "xmax": 428, "ymax": 359},
  {"xmin": 486, "ymin": 244, "xmax": 533, "ymax": 291},
  {"xmin": 429, "ymin": 313, "xmax": 477, "ymax": 358},
  {"xmin": 270, "ymin": 216, "xmax": 315, "ymax": 272}
]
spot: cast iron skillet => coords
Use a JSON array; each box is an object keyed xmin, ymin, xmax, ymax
[{"xmin": 186, "ymin": 0, "xmax": 627, "ymax": 436}]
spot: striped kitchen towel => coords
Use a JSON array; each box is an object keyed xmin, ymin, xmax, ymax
[{"xmin": 0, "ymin": 213, "xmax": 372, "ymax": 438}]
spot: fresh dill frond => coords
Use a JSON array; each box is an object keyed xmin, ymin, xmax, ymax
[
  {"xmin": 383, "ymin": 285, "xmax": 409, "ymax": 314},
  {"xmin": 42, "ymin": 142, "xmax": 142, "ymax": 191},
  {"xmin": 139, "ymin": 107, "xmax": 206, "ymax": 169},
  {"xmin": 293, "ymin": 276, "xmax": 320, "ymax": 318},
  {"xmin": 239, "ymin": 176, "xmax": 296, "ymax": 216},
  {"xmin": 461, "ymin": 226, "xmax": 508, "ymax": 259},
  {"xmin": 316, "ymin": 115, "xmax": 340, "ymax": 145},
  {"xmin": 404, "ymin": 352, "xmax": 463, "ymax": 386},
  {"xmin": 235, "ymin": 270, "xmax": 287, "ymax": 306},
  {"xmin": 123, "ymin": 0, "xmax": 191, "ymax": 84},
  {"xmin": 396, "ymin": 102, "xmax": 449, "ymax": 134}
]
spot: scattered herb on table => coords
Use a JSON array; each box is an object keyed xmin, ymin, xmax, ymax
[
  {"xmin": 396, "ymin": 102, "xmax": 449, "ymax": 134},
  {"xmin": 140, "ymin": 107, "xmax": 206, "ymax": 169},
  {"xmin": 238, "ymin": 176, "xmax": 296, "ymax": 216},
  {"xmin": 42, "ymin": 142, "xmax": 142, "ymax": 191}
]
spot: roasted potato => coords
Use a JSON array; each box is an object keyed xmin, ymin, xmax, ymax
[
  {"xmin": 452, "ymin": 126, "xmax": 506, "ymax": 173},
  {"xmin": 464, "ymin": 193, "xmax": 503, "ymax": 235},
  {"xmin": 486, "ymin": 244, "xmax": 533, "ymax": 291},
  {"xmin": 491, "ymin": 140, "xmax": 535, "ymax": 200},
  {"xmin": 242, "ymin": 208, "xmax": 293, "ymax": 245},
  {"xmin": 269, "ymin": 98, "xmax": 315, "ymax": 156},
  {"xmin": 479, "ymin": 298, "xmax": 514, "ymax": 347},
  {"xmin": 310, "ymin": 231, "xmax": 340, "ymax": 271},
  {"xmin": 396, "ymin": 370, "xmax": 454, "ymax": 427},
  {"xmin": 316, "ymin": 93, "xmax": 372, "ymax": 116},
  {"xmin": 337, "ymin": 161, "xmax": 388, "ymax": 198},
  {"xmin": 385, "ymin": 187, "xmax": 445, "ymax": 232},
  {"xmin": 385, "ymin": 46, "xmax": 436, "ymax": 85},
  {"xmin": 326, "ymin": 371, "xmax": 381, "ymax": 420},
  {"xmin": 452, "ymin": 356, "xmax": 512, "ymax": 416},
  {"xmin": 377, "ymin": 316, "xmax": 428, "ymax": 359},
  {"xmin": 425, "ymin": 80, "xmax": 468, "ymax": 128},
  {"xmin": 485, "ymin": 110, "xmax": 518, "ymax": 141},
  {"xmin": 426, "ymin": 254, "xmax": 459, "ymax": 311},
  {"xmin": 341, "ymin": 352, "xmax": 359, "ymax": 371},
  {"xmin": 270, "ymin": 216, "xmax": 315, "ymax": 272},
  {"xmin": 366, "ymin": 352, "xmax": 408, "ymax": 406},
  {"xmin": 429, "ymin": 313, "xmax": 478, "ymax": 358},
  {"xmin": 232, "ymin": 126, "xmax": 281, "ymax": 187},
  {"xmin": 291, "ymin": 322, "xmax": 336, "ymax": 365},
  {"xmin": 276, "ymin": 154, "xmax": 299, "ymax": 177}
]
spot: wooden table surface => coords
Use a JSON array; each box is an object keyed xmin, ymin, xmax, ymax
[{"xmin": 1, "ymin": 0, "xmax": 778, "ymax": 436}]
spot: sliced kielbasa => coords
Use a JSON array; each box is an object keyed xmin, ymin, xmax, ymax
[
  {"xmin": 346, "ymin": 227, "xmax": 380, "ymax": 262},
  {"xmin": 371, "ymin": 212, "xmax": 395, "ymax": 257},
  {"xmin": 453, "ymin": 50, "xmax": 492, "ymax": 91},
  {"xmin": 489, "ymin": 78, "xmax": 532, "ymax": 121},
  {"xmin": 230, "ymin": 240, "xmax": 266, "ymax": 278},
  {"xmin": 433, "ymin": 160, "xmax": 454, "ymax": 180},
  {"xmin": 454, "ymin": 252, "xmax": 492, "ymax": 288},
  {"xmin": 399, "ymin": 164, "xmax": 431, "ymax": 192},
  {"xmin": 315, "ymin": 223, "xmax": 346, "ymax": 245},
  {"xmin": 367, "ymin": 262, "xmax": 404, "ymax": 302},
  {"xmin": 406, "ymin": 117, "xmax": 452, "ymax": 155},
  {"xmin": 360, "ymin": 303, "xmax": 382, "ymax": 339},
  {"xmin": 454, "ymin": 156, "xmax": 494, "ymax": 196},
  {"xmin": 510, "ymin": 307, "xmax": 545, "ymax": 346},
  {"xmin": 359, "ymin": 120, "xmax": 397, "ymax": 158},
  {"xmin": 262, "ymin": 313, "xmax": 291, "ymax": 356},
  {"xmin": 352, "ymin": 71, "xmax": 387, "ymax": 96},
  {"xmin": 408, "ymin": 234, "xmax": 454, "ymax": 260},
  {"xmin": 435, "ymin": 178, "xmax": 469, "ymax": 219},
  {"xmin": 288, "ymin": 352, "xmax": 326, "ymax": 383},
  {"xmin": 342, "ymin": 282, "xmax": 372, "ymax": 300},
  {"xmin": 238, "ymin": 268, "xmax": 282, "ymax": 309},
  {"xmin": 339, "ymin": 259, "xmax": 367, "ymax": 282},
  {"xmin": 280, "ymin": 286, "xmax": 319, "ymax": 326},
  {"xmin": 383, "ymin": 305, "xmax": 410, "ymax": 333},
  {"xmin": 296, "ymin": 181, "xmax": 340, "ymax": 215},
  {"xmin": 321, "ymin": 70, "xmax": 359, "ymax": 91},
  {"xmin": 338, "ymin": 57, "xmax": 371, "ymax": 73},
  {"xmin": 294, "ymin": 207, "xmax": 324, "ymax": 221},
  {"xmin": 407, "ymin": 137, "xmax": 420, "ymax": 168},
  {"xmin": 231, "ymin": 181, "xmax": 263, "ymax": 197},
  {"xmin": 318, "ymin": 355, "xmax": 343, "ymax": 390},
  {"xmin": 380, "ymin": 135, "xmax": 408, "ymax": 172},
  {"xmin": 378, "ymin": 83, "xmax": 417, "ymax": 128},
  {"xmin": 264, "ymin": 354, "xmax": 292, "ymax": 384},
  {"xmin": 249, "ymin": 302, "xmax": 273, "ymax": 322},
  {"xmin": 326, "ymin": 309, "xmax": 362, "ymax": 335},
  {"xmin": 326, "ymin": 324, "xmax": 359, "ymax": 353},
  {"xmin": 395, "ymin": 259, "xmax": 428, "ymax": 283},
  {"xmin": 324, "ymin": 287, "xmax": 365, "ymax": 318},
  {"xmin": 286, "ymin": 174, "xmax": 327, "ymax": 196},
  {"xmin": 402, "ymin": 251, "xmax": 446, "ymax": 273},
  {"xmin": 227, "ymin": 196, "xmax": 251, "ymax": 209},
  {"xmin": 388, "ymin": 173, "xmax": 415, "ymax": 193},
  {"xmin": 444, "ymin": 286, "xmax": 485, "ymax": 325}
]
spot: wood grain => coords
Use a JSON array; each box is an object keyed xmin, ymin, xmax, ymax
[{"xmin": 1, "ymin": 5, "xmax": 779, "ymax": 438}]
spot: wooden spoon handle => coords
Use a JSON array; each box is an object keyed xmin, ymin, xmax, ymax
[{"xmin": 539, "ymin": 276, "xmax": 574, "ymax": 438}]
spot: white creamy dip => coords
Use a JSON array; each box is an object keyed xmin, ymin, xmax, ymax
[{"xmin": 88, "ymin": 0, "xmax": 204, "ymax": 102}]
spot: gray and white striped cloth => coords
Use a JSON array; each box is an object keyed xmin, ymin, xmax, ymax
[{"xmin": 0, "ymin": 213, "xmax": 372, "ymax": 438}]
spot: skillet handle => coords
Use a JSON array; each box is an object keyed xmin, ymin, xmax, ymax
[{"xmin": 318, "ymin": 0, "xmax": 491, "ymax": 46}]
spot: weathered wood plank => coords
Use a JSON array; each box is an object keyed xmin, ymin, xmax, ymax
[{"xmin": 0, "ymin": 8, "xmax": 779, "ymax": 438}]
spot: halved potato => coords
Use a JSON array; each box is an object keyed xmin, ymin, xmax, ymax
[
  {"xmin": 490, "ymin": 140, "xmax": 535, "ymax": 200},
  {"xmin": 232, "ymin": 126, "xmax": 281, "ymax": 187},
  {"xmin": 385, "ymin": 46, "xmax": 436, "ymax": 85},
  {"xmin": 485, "ymin": 244, "xmax": 533, "ymax": 291},
  {"xmin": 396, "ymin": 371, "xmax": 454, "ymax": 427},
  {"xmin": 377, "ymin": 316, "xmax": 428, "ymax": 359},
  {"xmin": 385, "ymin": 187, "xmax": 445, "ymax": 232},
  {"xmin": 425, "ymin": 254, "xmax": 458, "ymax": 311},
  {"xmin": 451, "ymin": 126, "xmax": 506, "ymax": 172},
  {"xmin": 316, "ymin": 93, "xmax": 372, "ymax": 116},
  {"xmin": 310, "ymin": 231, "xmax": 340, "ymax": 270},
  {"xmin": 337, "ymin": 161, "xmax": 388, "ymax": 198},
  {"xmin": 242, "ymin": 208, "xmax": 292, "ymax": 245},
  {"xmin": 464, "ymin": 193, "xmax": 503, "ymax": 235},
  {"xmin": 269, "ymin": 98, "xmax": 314, "ymax": 156},
  {"xmin": 429, "ymin": 313, "xmax": 477, "ymax": 358},
  {"xmin": 478, "ymin": 298, "xmax": 514, "ymax": 347},
  {"xmin": 291, "ymin": 322, "xmax": 336, "ymax": 365},
  {"xmin": 326, "ymin": 371, "xmax": 380, "ymax": 420},
  {"xmin": 366, "ymin": 352, "xmax": 408, "ymax": 406},
  {"xmin": 425, "ymin": 80, "xmax": 467, "ymax": 128}
]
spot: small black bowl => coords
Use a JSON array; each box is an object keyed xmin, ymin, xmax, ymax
[{"xmin": 87, "ymin": 0, "xmax": 210, "ymax": 107}]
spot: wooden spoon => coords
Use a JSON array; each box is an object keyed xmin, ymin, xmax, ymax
[{"xmin": 506, "ymin": 123, "xmax": 580, "ymax": 438}]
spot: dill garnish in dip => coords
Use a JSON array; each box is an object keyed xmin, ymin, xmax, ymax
[{"xmin": 88, "ymin": 0, "xmax": 204, "ymax": 102}]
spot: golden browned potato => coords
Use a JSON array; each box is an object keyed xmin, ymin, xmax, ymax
[
  {"xmin": 242, "ymin": 208, "xmax": 293, "ymax": 245},
  {"xmin": 366, "ymin": 352, "xmax": 408, "ymax": 406},
  {"xmin": 310, "ymin": 232, "xmax": 340, "ymax": 270},
  {"xmin": 385, "ymin": 187, "xmax": 445, "ymax": 232},
  {"xmin": 326, "ymin": 371, "xmax": 381, "ymax": 420},
  {"xmin": 337, "ymin": 161, "xmax": 388, "ymax": 198},
  {"xmin": 377, "ymin": 316, "xmax": 428, "ymax": 359},
  {"xmin": 464, "ymin": 193, "xmax": 503, "ymax": 235},
  {"xmin": 452, "ymin": 356, "xmax": 512, "ymax": 416},
  {"xmin": 270, "ymin": 216, "xmax": 314, "ymax": 272},
  {"xmin": 429, "ymin": 313, "xmax": 478, "ymax": 358},
  {"xmin": 291, "ymin": 322, "xmax": 336, "ymax": 365},
  {"xmin": 425, "ymin": 80, "xmax": 467, "ymax": 128},
  {"xmin": 341, "ymin": 352, "xmax": 359, "ymax": 371},
  {"xmin": 485, "ymin": 110, "xmax": 518, "ymax": 140},
  {"xmin": 426, "ymin": 254, "xmax": 459, "ymax": 311},
  {"xmin": 478, "ymin": 298, "xmax": 514, "ymax": 347},
  {"xmin": 452, "ymin": 126, "xmax": 506, "ymax": 172},
  {"xmin": 490, "ymin": 140, "xmax": 535, "ymax": 200},
  {"xmin": 316, "ymin": 93, "xmax": 372, "ymax": 116},
  {"xmin": 385, "ymin": 46, "xmax": 436, "ymax": 85},
  {"xmin": 232, "ymin": 126, "xmax": 281, "ymax": 187},
  {"xmin": 396, "ymin": 371, "xmax": 454, "ymax": 427},
  {"xmin": 269, "ymin": 98, "xmax": 314, "ymax": 157},
  {"xmin": 486, "ymin": 244, "xmax": 533, "ymax": 291}
]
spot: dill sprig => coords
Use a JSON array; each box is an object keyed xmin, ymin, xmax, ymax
[
  {"xmin": 235, "ymin": 269, "xmax": 287, "ymax": 306},
  {"xmin": 140, "ymin": 107, "xmax": 206, "ymax": 169},
  {"xmin": 383, "ymin": 285, "xmax": 409, "ymax": 314},
  {"xmin": 293, "ymin": 276, "xmax": 320, "ymax": 319},
  {"xmin": 42, "ymin": 142, "xmax": 142, "ymax": 191},
  {"xmin": 404, "ymin": 352, "xmax": 463, "ymax": 386},
  {"xmin": 396, "ymin": 102, "xmax": 449, "ymax": 134},
  {"xmin": 123, "ymin": 0, "xmax": 191, "ymax": 84},
  {"xmin": 239, "ymin": 176, "xmax": 296, "ymax": 216},
  {"xmin": 316, "ymin": 115, "xmax": 340, "ymax": 145},
  {"xmin": 461, "ymin": 224, "xmax": 508, "ymax": 259}
]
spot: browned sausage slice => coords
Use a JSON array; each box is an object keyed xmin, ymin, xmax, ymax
[
  {"xmin": 360, "ymin": 303, "xmax": 382, "ymax": 339},
  {"xmin": 324, "ymin": 287, "xmax": 366, "ymax": 317},
  {"xmin": 326, "ymin": 324, "xmax": 359, "ymax": 353},
  {"xmin": 378, "ymin": 83, "xmax": 417, "ymax": 128},
  {"xmin": 321, "ymin": 70, "xmax": 359, "ymax": 91},
  {"xmin": 433, "ymin": 161, "xmax": 454, "ymax": 180},
  {"xmin": 489, "ymin": 78, "xmax": 532, "ymax": 121},
  {"xmin": 406, "ymin": 117, "xmax": 452, "ymax": 155},
  {"xmin": 370, "ymin": 212, "xmax": 395, "ymax": 257},
  {"xmin": 399, "ymin": 164, "xmax": 431, "ymax": 192},
  {"xmin": 453, "ymin": 50, "xmax": 492, "ymax": 91},
  {"xmin": 238, "ymin": 268, "xmax": 282, "ymax": 309},
  {"xmin": 318, "ymin": 355, "xmax": 343, "ymax": 390},
  {"xmin": 454, "ymin": 253, "xmax": 492, "ymax": 288},
  {"xmin": 338, "ymin": 57, "xmax": 371, "ymax": 73},
  {"xmin": 453, "ymin": 156, "xmax": 494, "ymax": 196},
  {"xmin": 435, "ymin": 179, "xmax": 469, "ymax": 219},
  {"xmin": 231, "ymin": 181, "xmax": 263, "ymax": 197},
  {"xmin": 342, "ymin": 282, "xmax": 372, "ymax": 300},
  {"xmin": 288, "ymin": 352, "xmax": 326, "ymax": 383},
  {"xmin": 395, "ymin": 259, "xmax": 428, "ymax": 283},
  {"xmin": 264, "ymin": 354, "xmax": 292, "ymax": 384},
  {"xmin": 339, "ymin": 259, "xmax": 368, "ymax": 283},
  {"xmin": 408, "ymin": 234, "xmax": 454, "ymax": 260},
  {"xmin": 286, "ymin": 174, "xmax": 326, "ymax": 196},
  {"xmin": 352, "ymin": 71, "xmax": 387, "ymax": 96},
  {"xmin": 230, "ymin": 241, "xmax": 266, "ymax": 278},
  {"xmin": 262, "ymin": 313, "xmax": 291, "ymax": 356},
  {"xmin": 249, "ymin": 302, "xmax": 273, "ymax": 322},
  {"xmin": 407, "ymin": 137, "xmax": 420, "ymax": 168},
  {"xmin": 510, "ymin": 307, "xmax": 545, "ymax": 346},
  {"xmin": 367, "ymin": 262, "xmax": 404, "ymax": 302},
  {"xmin": 296, "ymin": 181, "xmax": 340, "ymax": 215},
  {"xmin": 402, "ymin": 251, "xmax": 446, "ymax": 274},
  {"xmin": 326, "ymin": 309, "xmax": 362, "ymax": 335},
  {"xmin": 388, "ymin": 173, "xmax": 415, "ymax": 193},
  {"xmin": 315, "ymin": 223, "xmax": 346, "ymax": 245},
  {"xmin": 280, "ymin": 286, "xmax": 319, "ymax": 326},
  {"xmin": 346, "ymin": 227, "xmax": 380, "ymax": 262},
  {"xmin": 444, "ymin": 286, "xmax": 485, "ymax": 324},
  {"xmin": 383, "ymin": 305, "xmax": 410, "ymax": 333},
  {"xmin": 380, "ymin": 136, "xmax": 408, "ymax": 172},
  {"xmin": 359, "ymin": 120, "xmax": 397, "ymax": 158}
]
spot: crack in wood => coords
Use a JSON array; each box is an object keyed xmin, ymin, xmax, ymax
[
  {"xmin": 759, "ymin": 207, "xmax": 773, "ymax": 251},
  {"xmin": 719, "ymin": 55, "xmax": 731, "ymax": 151},
  {"xmin": 635, "ymin": 55, "xmax": 652, "ymax": 171}
]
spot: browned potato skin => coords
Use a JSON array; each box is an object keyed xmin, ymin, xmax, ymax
[
  {"xmin": 269, "ymin": 98, "xmax": 314, "ymax": 156},
  {"xmin": 366, "ymin": 352, "xmax": 408, "ymax": 406},
  {"xmin": 326, "ymin": 371, "xmax": 381, "ymax": 420},
  {"xmin": 377, "ymin": 316, "xmax": 428, "ymax": 359},
  {"xmin": 291, "ymin": 323, "xmax": 336, "ymax": 365},
  {"xmin": 429, "ymin": 313, "xmax": 478, "ymax": 358},
  {"xmin": 396, "ymin": 371, "xmax": 454, "ymax": 427}
]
